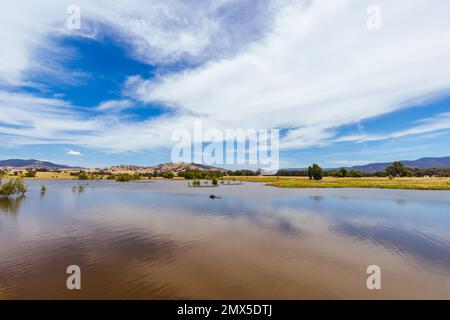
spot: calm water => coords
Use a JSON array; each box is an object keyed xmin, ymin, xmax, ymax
[{"xmin": 1, "ymin": 180, "xmax": 450, "ymax": 299}]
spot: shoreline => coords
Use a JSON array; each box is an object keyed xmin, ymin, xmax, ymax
[
  {"xmin": 3, "ymin": 174, "xmax": 450, "ymax": 191},
  {"xmin": 222, "ymin": 176, "xmax": 450, "ymax": 191}
]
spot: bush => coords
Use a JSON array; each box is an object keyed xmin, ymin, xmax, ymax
[
  {"xmin": 162, "ymin": 172, "xmax": 175, "ymax": 179},
  {"xmin": 212, "ymin": 177, "xmax": 218, "ymax": 186},
  {"xmin": 115, "ymin": 173, "xmax": 133, "ymax": 182},
  {"xmin": 78, "ymin": 173, "xmax": 89, "ymax": 180},
  {"xmin": 0, "ymin": 180, "xmax": 17, "ymax": 199},
  {"xmin": 24, "ymin": 169, "xmax": 36, "ymax": 178},
  {"xmin": 132, "ymin": 173, "xmax": 141, "ymax": 180}
]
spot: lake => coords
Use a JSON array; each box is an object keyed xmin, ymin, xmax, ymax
[{"xmin": 1, "ymin": 180, "xmax": 450, "ymax": 299}]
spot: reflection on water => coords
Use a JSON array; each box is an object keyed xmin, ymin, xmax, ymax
[
  {"xmin": 0, "ymin": 196, "xmax": 24, "ymax": 217},
  {"xmin": 1, "ymin": 180, "xmax": 450, "ymax": 299}
]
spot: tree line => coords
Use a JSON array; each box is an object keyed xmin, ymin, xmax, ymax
[{"xmin": 276, "ymin": 161, "xmax": 450, "ymax": 179}]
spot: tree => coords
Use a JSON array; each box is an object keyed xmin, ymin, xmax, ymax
[
  {"xmin": 14, "ymin": 179, "xmax": 27, "ymax": 196},
  {"xmin": 310, "ymin": 164, "xmax": 323, "ymax": 180},
  {"xmin": 348, "ymin": 170, "xmax": 363, "ymax": 178},
  {"xmin": 212, "ymin": 177, "xmax": 218, "ymax": 186},
  {"xmin": 385, "ymin": 161, "xmax": 413, "ymax": 177},
  {"xmin": 307, "ymin": 166, "xmax": 313, "ymax": 180},
  {"xmin": 401, "ymin": 167, "xmax": 414, "ymax": 177},
  {"xmin": 338, "ymin": 168, "xmax": 348, "ymax": 178}
]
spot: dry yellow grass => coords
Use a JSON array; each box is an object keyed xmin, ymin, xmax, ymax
[
  {"xmin": 223, "ymin": 176, "xmax": 450, "ymax": 190},
  {"xmin": 3, "ymin": 170, "xmax": 78, "ymax": 180}
]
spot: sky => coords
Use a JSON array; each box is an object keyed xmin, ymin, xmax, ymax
[{"xmin": 1, "ymin": 0, "xmax": 450, "ymax": 169}]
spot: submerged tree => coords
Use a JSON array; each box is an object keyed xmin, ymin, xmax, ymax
[
  {"xmin": 14, "ymin": 179, "xmax": 27, "ymax": 196},
  {"xmin": 0, "ymin": 180, "xmax": 17, "ymax": 199},
  {"xmin": 0, "ymin": 169, "xmax": 7, "ymax": 184}
]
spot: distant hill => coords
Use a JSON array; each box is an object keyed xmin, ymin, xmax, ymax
[
  {"xmin": 149, "ymin": 162, "xmax": 226, "ymax": 173},
  {"xmin": 282, "ymin": 156, "xmax": 450, "ymax": 173},
  {"xmin": 109, "ymin": 162, "xmax": 226, "ymax": 173},
  {"xmin": 349, "ymin": 156, "xmax": 450, "ymax": 173},
  {"xmin": 0, "ymin": 159, "xmax": 80, "ymax": 169}
]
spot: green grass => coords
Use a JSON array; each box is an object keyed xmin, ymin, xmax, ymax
[{"xmin": 222, "ymin": 176, "xmax": 450, "ymax": 190}]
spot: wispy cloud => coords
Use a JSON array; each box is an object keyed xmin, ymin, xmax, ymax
[
  {"xmin": 1, "ymin": 0, "xmax": 450, "ymax": 156},
  {"xmin": 129, "ymin": 0, "xmax": 450, "ymax": 149},
  {"xmin": 96, "ymin": 100, "xmax": 133, "ymax": 112},
  {"xmin": 336, "ymin": 112, "xmax": 450, "ymax": 143}
]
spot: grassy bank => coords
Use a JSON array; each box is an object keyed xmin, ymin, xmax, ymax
[{"xmin": 222, "ymin": 176, "xmax": 450, "ymax": 190}]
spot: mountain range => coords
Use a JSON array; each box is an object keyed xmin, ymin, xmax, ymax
[
  {"xmin": 1, "ymin": 156, "xmax": 450, "ymax": 173},
  {"xmin": 284, "ymin": 156, "xmax": 450, "ymax": 173},
  {"xmin": 348, "ymin": 156, "xmax": 450, "ymax": 173},
  {"xmin": 0, "ymin": 159, "xmax": 79, "ymax": 169}
]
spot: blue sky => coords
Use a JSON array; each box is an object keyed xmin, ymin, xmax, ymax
[{"xmin": 1, "ymin": 0, "xmax": 450, "ymax": 169}]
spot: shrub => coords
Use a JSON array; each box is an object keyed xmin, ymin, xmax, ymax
[
  {"xmin": 212, "ymin": 177, "xmax": 218, "ymax": 186},
  {"xmin": 162, "ymin": 172, "xmax": 175, "ymax": 179},
  {"xmin": 24, "ymin": 169, "xmax": 36, "ymax": 178},
  {"xmin": 78, "ymin": 173, "xmax": 89, "ymax": 180},
  {"xmin": 115, "ymin": 173, "xmax": 133, "ymax": 182},
  {"xmin": 0, "ymin": 180, "xmax": 17, "ymax": 199},
  {"xmin": 132, "ymin": 173, "xmax": 141, "ymax": 180}
]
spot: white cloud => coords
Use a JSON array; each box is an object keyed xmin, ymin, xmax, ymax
[
  {"xmin": 131, "ymin": 0, "xmax": 450, "ymax": 150},
  {"xmin": 0, "ymin": 0, "xmax": 279, "ymax": 85},
  {"xmin": 1, "ymin": 0, "xmax": 450, "ymax": 155},
  {"xmin": 66, "ymin": 150, "xmax": 83, "ymax": 156}
]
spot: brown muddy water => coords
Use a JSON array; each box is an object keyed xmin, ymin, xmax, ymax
[{"xmin": 1, "ymin": 180, "xmax": 450, "ymax": 299}]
